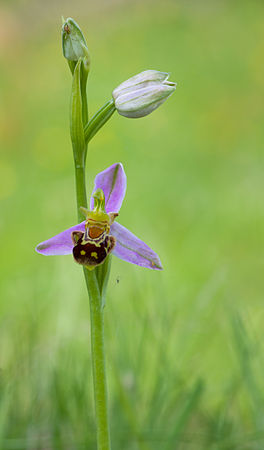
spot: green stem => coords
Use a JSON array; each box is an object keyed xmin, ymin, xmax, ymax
[
  {"xmin": 75, "ymin": 165, "xmax": 88, "ymax": 219},
  {"xmin": 84, "ymin": 269, "xmax": 111, "ymax": 450},
  {"xmin": 74, "ymin": 164, "xmax": 111, "ymax": 450},
  {"xmin": 80, "ymin": 64, "xmax": 89, "ymax": 126},
  {"xmin": 96, "ymin": 255, "xmax": 112, "ymax": 307},
  {"xmin": 70, "ymin": 59, "xmax": 111, "ymax": 448},
  {"xmin": 84, "ymin": 100, "xmax": 116, "ymax": 145}
]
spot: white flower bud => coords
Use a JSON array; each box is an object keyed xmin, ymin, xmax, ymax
[{"xmin": 112, "ymin": 70, "xmax": 176, "ymax": 118}]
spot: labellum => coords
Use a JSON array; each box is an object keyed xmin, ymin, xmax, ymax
[{"xmin": 71, "ymin": 189, "xmax": 118, "ymax": 270}]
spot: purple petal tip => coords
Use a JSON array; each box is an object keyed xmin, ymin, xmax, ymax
[
  {"xmin": 110, "ymin": 222, "xmax": 163, "ymax": 270},
  {"xmin": 35, "ymin": 222, "xmax": 85, "ymax": 256},
  {"xmin": 91, "ymin": 162, "xmax": 127, "ymax": 213}
]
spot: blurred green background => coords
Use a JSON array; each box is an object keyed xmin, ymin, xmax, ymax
[{"xmin": 1, "ymin": 0, "xmax": 264, "ymax": 448}]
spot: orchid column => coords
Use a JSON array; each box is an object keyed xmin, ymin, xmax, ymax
[{"xmin": 36, "ymin": 17, "xmax": 176, "ymax": 450}]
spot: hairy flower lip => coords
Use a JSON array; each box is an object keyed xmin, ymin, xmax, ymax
[{"xmin": 36, "ymin": 163, "xmax": 163, "ymax": 270}]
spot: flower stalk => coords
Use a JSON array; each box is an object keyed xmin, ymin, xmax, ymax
[
  {"xmin": 84, "ymin": 269, "xmax": 111, "ymax": 450},
  {"xmin": 74, "ymin": 165, "xmax": 87, "ymax": 221},
  {"xmin": 76, "ymin": 138, "xmax": 112, "ymax": 449},
  {"xmin": 75, "ymin": 163, "xmax": 111, "ymax": 450},
  {"xmin": 68, "ymin": 34, "xmax": 111, "ymax": 449},
  {"xmin": 84, "ymin": 100, "xmax": 116, "ymax": 145},
  {"xmin": 36, "ymin": 17, "xmax": 174, "ymax": 450},
  {"xmin": 74, "ymin": 153, "xmax": 111, "ymax": 449}
]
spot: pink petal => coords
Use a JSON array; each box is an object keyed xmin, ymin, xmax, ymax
[
  {"xmin": 110, "ymin": 222, "xmax": 163, "ymax": 270},
  {"xmin": 90, "ymin": 163, "xmax": 127, "ymax": 213},
  {"xmin": 35, "ymin": 222, "xmax": 85, "ymax": 255}
]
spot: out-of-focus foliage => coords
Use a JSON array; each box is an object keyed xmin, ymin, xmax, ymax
[{"xmin": 0, "ymin": 0, "xmax": 264, "ymax": 448}]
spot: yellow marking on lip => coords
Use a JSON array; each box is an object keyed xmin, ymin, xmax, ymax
[
  {"xmin": 91, "ymin": 252, "xmax": 98, "ymax": 259},
  {"xmin": 80, "ymin": 250, "xmax": 86, "ymax": 255},
  {"xmin": 87, "ymin": 218, "xmax": 108, "ymax": 224}
]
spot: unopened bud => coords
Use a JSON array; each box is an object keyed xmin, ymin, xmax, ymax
[
  {"xmin": 112, "ymin": 70, "xmax": 176, "ymax": 118},
  {"xmin": 62, "ymin": 17, "xmax": 90, "ymax": 67}
]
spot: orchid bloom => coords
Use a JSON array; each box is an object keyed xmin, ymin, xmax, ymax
[{"xmin": 36, "ymin": 163, "xmax": 162, "ymax": 270}]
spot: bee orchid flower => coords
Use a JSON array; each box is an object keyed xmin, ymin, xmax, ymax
[{"xmin": 36, "ymin": 163, "xmax": 162, "ymax": 271}]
